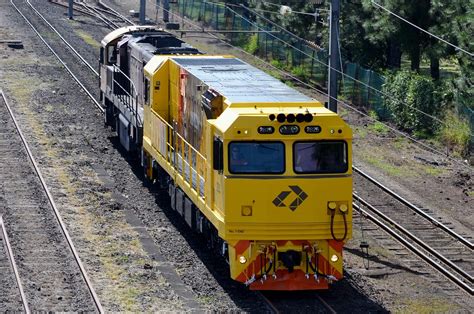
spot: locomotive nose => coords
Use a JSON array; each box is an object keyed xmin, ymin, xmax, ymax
[{"xmin": 278, "ymin": 250, "xmax": 302, "ymax": 273}]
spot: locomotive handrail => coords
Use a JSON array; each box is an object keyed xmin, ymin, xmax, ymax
[
  {"xmin": 112, "ymin": 65, "xmax": 142, "ymax": 127},
  {"xmin": 152, "ymin": 110, "xmax": 207, "ymax": 161},
  {"xmin": 150, "ymin": 110, "xmax": 206, "ymax": 197}
]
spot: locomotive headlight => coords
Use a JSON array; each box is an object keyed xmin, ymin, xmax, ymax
[
  {"xmin": 239, "ymin": 255, "xmax": 247, "ymax": 264},
  {"xmin": 339, "ymin": 204, "xmax": 348, "ymax": 213},
  {"xmin": 328, "ymin": 202, "xmax": 337, "ymax": 210},
  {"xmin": 330, "ymin": 254, "xmax": 339, "ymax": 263}
]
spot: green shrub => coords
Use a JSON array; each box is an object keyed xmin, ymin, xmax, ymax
[
  {"xmin": 244, "ymin": 34, "xmax": 259, "ymax": 55},
  {"xmin": 291, "ymin": 65, "xmax": 310, "ymax": 80},
  {"xmin": 382, "ymin": 71, "xmax": 439, "ymax": 134},
  {"xmin": 438, "ymin": 111, "xmax": 471, "ymax": 156},
  {"xmin": 270, "ymin": 59, "xmax": 285, "ymax": 70}
]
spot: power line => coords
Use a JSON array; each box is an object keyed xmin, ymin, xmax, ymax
[
  {"xmin": 227, "ymin": 5, "xmax": 448, "ymax": 127},
  {"xmin": 153, "ymin": 1, "xmax": 472, "ymax": 170},
  {"xmin": 371, "ymin": 1, "xmax": 473, "ymax": 57}
]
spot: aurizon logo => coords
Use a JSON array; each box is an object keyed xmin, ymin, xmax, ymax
[{"xmin": 272, "ymin": 185, "xmax": 308, "ymax": 211}]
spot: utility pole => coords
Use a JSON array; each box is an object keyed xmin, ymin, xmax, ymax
[
  {"xmin": 328, "ymin": 0, "xmax": 340, "ymax": 113},
  {"xmin": 68, "ymin": 0, "xmax": 73, "ymax": 19},
  {"xmin": 140, "ymin": 0, "xmax": 146, "ymax": 24},
  {"xmin": 163, "ymin": 0, "xmax": 170, "ymax": 22}
]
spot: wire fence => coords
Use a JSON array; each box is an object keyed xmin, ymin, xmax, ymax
[
  {"xmin": 172, "ymin": 0, "xmax": 385, "ymax": 111},
  {"xmin": 170, "ymin": 0, "xmax": 472, "ymax": 141}
]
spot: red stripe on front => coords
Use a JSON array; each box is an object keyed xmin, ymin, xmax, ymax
[
  {"xmin": 235, "ymin": 240, "xmax": 250, "ymax": 257},
  {"xmin": 328, "ymin": 239, "xmax": 344, "ymax": 252}
]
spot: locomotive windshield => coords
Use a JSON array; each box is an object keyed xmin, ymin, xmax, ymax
[
  {"xmin": 294, "ymin": 141, "xmax": 348, "ymax": 174},
  {"xmin": 229, "ymin": 142, "xmax": 285, "ymax": 174}
]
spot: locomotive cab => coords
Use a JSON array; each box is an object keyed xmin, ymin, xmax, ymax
[{"xmin": 211, "ymin": 106, "xmax": 352, "ymax": 290}]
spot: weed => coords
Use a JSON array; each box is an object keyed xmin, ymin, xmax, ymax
[
  {"xmin": 365, "ymin": 155, "xmax": 407, "ymax": 177},
  {"xmin": 437, "ymin": 111, "xmax": 471, "ymax": 157},
  {"xmin": 367, "ymin": 110, "xmax": 390, "ymax": 134},
  {"xmin": 291, "ymin": 65, "xmax": 310, "ymax": 80},
  {"xmin": 270, "ymin": 59, "xmax": 285, "ymax": 70},
  {"xmin": 244, "ymin": 34, "xmax": 259, "ymax": 55}
]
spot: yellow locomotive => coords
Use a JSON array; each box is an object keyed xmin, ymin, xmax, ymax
[{"xmin": 100, "ymin": 26, "xmax": 352, "ymax": 290}]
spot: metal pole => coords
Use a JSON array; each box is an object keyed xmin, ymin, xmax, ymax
[
  {"xmin": 68, "ymin": 0, "xmax": 73, "ymax": 19},
  {"xmin": 140, "ymin": 0, "xmax": 146, "ymax": 24},
  {"xmin": 328, "ymin": 0, "xmax": 340, "ymax": 113},
  {"xmin": 163, "ymin": 0, "xmax": 170, "ymax": 22}
]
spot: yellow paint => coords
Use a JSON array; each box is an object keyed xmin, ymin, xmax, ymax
[{"xmin": 143, "ymin": 55, "xmax": 352, "ymax": 283}]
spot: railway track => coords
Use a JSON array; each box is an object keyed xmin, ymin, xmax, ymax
[
  {"xmin": 352, "ymin": 187, "xmax": 473, "ymax": 295},
  {"xmin": 0, "ymin": 216, "xmax": 29, "ymax": 313},
  {"xmin": 0, "ymin": 90, "xmax": 103, "ymax": 311},
  {"xmin": 150, "ymin": 0, "xmax": 474, "ymax": 298},
  {"xmin": 12, "ymin": 1, "xmax": 472, "ymax": 310}
]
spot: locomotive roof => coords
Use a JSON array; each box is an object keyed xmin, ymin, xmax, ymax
[{"xmin": 172, "ymin": 57, "xmax": 313, "ymax": 104}]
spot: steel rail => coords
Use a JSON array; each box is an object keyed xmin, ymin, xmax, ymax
[
  {"xmin": 11, "ymin": 0, "xmax": 104, "ymax": 113},
  {"xmin": 258, "ymin": 292, "xmax": 279, "ymax": 314},
  {"xmin": 1, "ymin": 90, "xmax": 104, "ymax": 312},
  {"xmin": 78, "ymin": 2, "xmax": 118, "ymax": 29},
  {"xmin": 353, "ymin": 166, "xmax": 473, "ymax": 250},
  {"xmin": 97, "ymin": 0, "xmax": 134, "ymax": 25},
  {"xmin": 26, "ymin": 0, "xmax": 99, "ymax": 76},
  {"xmin": 353, "ymin": 198, "xmax": 474, "ymax": 295},
  {"xmin": 0, "ymin": 216, "xmax": 31, "ymax": 314}
]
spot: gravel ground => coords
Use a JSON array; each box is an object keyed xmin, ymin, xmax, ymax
[
  {"xmin": 0, "ymin": 222, "xmax": 23, "ymax": 310},
  {"xmin": 2, "ymin": 0, "xmax": 268, "ymax": 311},
  {"xmin": 0, "ymin": 82, "xmax": 96, "ymax": 310},
  {"xmin": 133, "ymin": 1, "xmax": 474, "ymax": 310},
  {"xmin": 1, "ymin": 0, "xmax": 472, "ymax": 312}
]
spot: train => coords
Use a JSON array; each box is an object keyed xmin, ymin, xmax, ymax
[{"xmin": 99, "ymin": 26, "xmax": 353, "ymax": 290}]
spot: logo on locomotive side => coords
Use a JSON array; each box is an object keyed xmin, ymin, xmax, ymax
[{"xmin": 272, "ymin": 185, "xmax": 308, "ymax": 211}]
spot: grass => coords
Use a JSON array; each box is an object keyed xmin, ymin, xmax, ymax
[
  {"xmin": 367, "ymin": 110, "xmax": 390, "ymax": 135},
  {"xmin": 398, "ymin": 297, "xmax": 458, "ymax": 314},
  {"xmin": 365, "ymin": 155, "xmax": 406, "ymax": 177},
  {"xmin": 354, "ymin": 126, "xmax": 368, "ymax": 139},
  {"xmin": 368, "ymin": 121, "xmax": 390, "ymax": 134},
  {"xmin": 392, "ymin": 137, "xmax": 407, "ymax": 150},
  {"xmin": 75, "ymin": 29, "xmax": 101, "ymax": 49}
]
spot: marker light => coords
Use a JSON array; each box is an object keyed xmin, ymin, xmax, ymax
[
  {"xmin": 277, "ymin": 113, "xmax": 286, "ymax": 123},
  {"xmin": 239, "ymin": 255, "xmax": 247, "ymax": 264},
  {"xmin": 286, "ymin": 113, "xmax": 296, "ymax": 123},
  {"xmin": 330, "ymin": 254, "xmax": 339, "ymax": 263},
  {"xmin": 296, "ymin": 113, "xmax": 305, "ymax": 123},
  {"xmin": 339, "ymin": 204, "xmax": 348, "ymax": 213},
  {"xmin": 269, "ymin": 114, "xmax": 276, "ymax": 121},
  {"xmin": 328, "ymin": 202, "xmax": 337, "ymax": 210},
  {"xmin": 304, "ymin": 113, "xmax": 313, "ymax": 122}
]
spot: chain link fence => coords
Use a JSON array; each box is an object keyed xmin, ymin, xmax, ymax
[
  {"xmin": 170, "ymin": 0, "xmax": 472, "ymax": 141},
  {"xmin": 171, "ymin": 0, "xmax": 385, "ymax": 110}
]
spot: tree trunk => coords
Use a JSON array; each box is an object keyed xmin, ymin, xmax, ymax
[
  {"xmin": 430, "ymin": 56, "xmax": 440, "ymax": 80},
  {"xmin": 387, "ymin": 39, "xmax": 402, "ymax": 69},
  {"xmin": 410, "ymin": 45, "xmax": 421, "ymax": 71}
]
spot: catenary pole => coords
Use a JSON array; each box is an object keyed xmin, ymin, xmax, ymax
[
  {"xmin": 68, "ymin": 0, "xmax": 73, "ymax": 19},
  {"xmin": 328, "ymin": 0, "xmax": 340, "ymax": 113},
  {"xmin": 163, "ymin": 0, "xmax": 170, "ymax": 22},
  {"xmin": 140, "ymin": 0, "xmax": 146, "ymax": 24}
]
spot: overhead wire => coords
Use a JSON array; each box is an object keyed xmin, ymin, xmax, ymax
[
  {"xmin": 371, "ymin": 1, "xmax": 473, "ymax": 57},
  {"xmin": 152, "ymin": 2, "xmax": 472, "ymax": 170},
  {"xmin": 227, "ymin": 5, "xmax": 448, "ymax": 128}
]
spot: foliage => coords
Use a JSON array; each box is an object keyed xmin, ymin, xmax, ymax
[
  {"xmin": 382, "ymin": 71, "xmax": 439, "ymax": 134},
  {"xmin": 368, "ymin": 111, "xmax": 390, "ymax": 134},
  {"xmin": 244, "ymin": 34, "xmax": 259, "ymax": 55},
  {"xmin": 438, "ymin": 111, "xmax": 471, "ymax": 156},
  {"xmin": 291, "ymin": 65, "xmax": 310, "ymax": 81}
]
